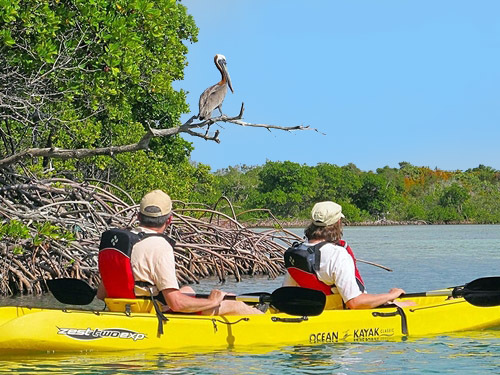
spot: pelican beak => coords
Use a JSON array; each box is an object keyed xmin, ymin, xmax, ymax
[{"xmin": 221, "ymin": 62, "xmax": 234, "ymax": 93}]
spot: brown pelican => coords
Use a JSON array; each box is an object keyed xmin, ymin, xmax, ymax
[{"xmin": 198, "ymin": 54, "xmax": 234, "ymax": 120}]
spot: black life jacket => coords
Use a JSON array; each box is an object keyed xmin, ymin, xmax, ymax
[
  {"xmin": 284, "ymin": 241, "xmax": 365, "ymax": 295},
  {"xmin": 284, "ymin": 241, "xmax": 333, "ymax": 295},
  {"xmin": 98, "ymin": 228, "xmax": 175, "ymax": 299}
]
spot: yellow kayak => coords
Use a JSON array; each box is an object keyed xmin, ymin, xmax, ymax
[{"xmin": 0, "ymin": 294, "xmax": 499, "ymax": 353}]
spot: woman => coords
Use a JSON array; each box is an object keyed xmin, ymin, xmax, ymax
[{"xmin": 283, "ymin": 201, "xmax": 408, "ymax": 309}]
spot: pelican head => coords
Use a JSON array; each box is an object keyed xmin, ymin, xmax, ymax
[{"xmin": 214, "ymin": 54, "xmax": 233, "ymax": 93}]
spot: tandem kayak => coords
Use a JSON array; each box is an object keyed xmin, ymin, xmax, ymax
[{"xmin": 0, "ymin": 290, "xmax": 499, "ymax": 353}]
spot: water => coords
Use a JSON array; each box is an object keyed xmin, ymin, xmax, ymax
[{"xmin": 0, "ymin": 225, "xmax": 499, "ymax": 374}]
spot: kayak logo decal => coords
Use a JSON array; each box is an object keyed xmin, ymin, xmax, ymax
[
  {"xmin": 57, "ymin": 327, "xmax": 146, "ymax": 341},
  {"xmin": 379, "ymin": 328, "xmax": 395, "ymax": 337},
  {"xmin": 353, "ymin": 328, "xmax": 380, "ymax": 339},
  {"xmin": 310, "ymin": 327, "xmax": 395, "ymax": 343},
  {"xmin": 309, "ymin": 331, "xmax": 339, "ymax": 343},
  {"xmin": 346, "ymin": 327, "xmax": 395, "ymax": 341},
  {"xmin": 353, "ymin": 327, "xmax": 395, "ymax": 339}
]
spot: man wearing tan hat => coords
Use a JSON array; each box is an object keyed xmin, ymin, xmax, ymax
[
  {"xmin": 283, "ymin": 201, "xmax": 407, "ymax": 309},
  {"xmin": 97, "ymin": 189, "xmax": 262, "ymax": 315}
]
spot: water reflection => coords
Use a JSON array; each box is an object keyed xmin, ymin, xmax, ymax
[{"xmin": 0, "ymin": 331, "xmax": 498, "ymax": 375}]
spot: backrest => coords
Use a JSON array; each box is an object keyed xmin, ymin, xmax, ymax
[{"xmin": 98, "ymin": 229, "xmax": 142, "ymax": 299}]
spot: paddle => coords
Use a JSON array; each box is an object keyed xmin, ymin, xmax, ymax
[
  {"xmin": 402, "ymin": 277, "xmax": 500, "ymax": 307},
  {"xmin": 47, "ymin": 277, "xmax": 97, "ymax": 305},
  {"xmin": 46, "ymin": 278, "xmax": 326, "ymax": 316}
]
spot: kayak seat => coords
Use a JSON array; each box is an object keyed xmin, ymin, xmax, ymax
[
  {"xmin": 325, "ymin": 294, "xmax": 345, "ymax": 310},
  {"xmin": 105, "ymin": 298, "xmax": 159, "ymax": 313}
]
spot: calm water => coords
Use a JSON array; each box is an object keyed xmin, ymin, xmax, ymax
[{"xmin": 0, "ymin": 225, "xmax": 499, "ymax": 374}]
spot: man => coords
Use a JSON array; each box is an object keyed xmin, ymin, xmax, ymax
[
  {"xmin": 283, "ymin": 201, "xmax": 409, "ymax": 309},
  {"xmin": 97, "ymin": 189, "xmax": 262, "ymax": 315}
]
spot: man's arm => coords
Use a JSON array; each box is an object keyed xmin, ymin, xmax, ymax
[
  {"xmin": 96, "ymin": 282, "xmax": 107, "ymax": 300},
  {"xmin": 162, "ymin": 288, "xmax": 226, "ymax": 313}
]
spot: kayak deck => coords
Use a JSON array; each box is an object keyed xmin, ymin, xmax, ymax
[{"xmin": 0, "ymin": 295, "xmax": 499, "ymax": 353}]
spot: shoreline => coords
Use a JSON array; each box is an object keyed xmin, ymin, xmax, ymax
[{"xmin": 245, "ymin": 219, "xmax": 492, "ymax": 228}]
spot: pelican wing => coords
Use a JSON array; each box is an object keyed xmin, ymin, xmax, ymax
[{"xmin": 198, "ymin": 83, "xmax": 228, "ymax": 120}]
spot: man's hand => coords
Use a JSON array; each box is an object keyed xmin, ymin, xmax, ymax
[{"xmin": 208, "ymin": 289, "xmax": 227, "ymax": 305}]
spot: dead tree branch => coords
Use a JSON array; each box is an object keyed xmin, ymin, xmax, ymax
[{"xmin": 0, "ymin": 103, "xmax": 318, "ymax": 168}]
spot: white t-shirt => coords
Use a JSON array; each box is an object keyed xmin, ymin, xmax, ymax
[
  {"xmin": 130, "ymin": 227, "xmax": 179, "ymax": 295},
  {"xmin": 283, "ymin": 242, "xmax": 364, "ymax": 302}
]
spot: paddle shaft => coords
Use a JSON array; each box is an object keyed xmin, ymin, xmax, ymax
[
  {"xmin": 190, "ymin": 293, "xmax": 262, "ymax": 304},
  {"xmin": 402, "ymin": 290, "xmax": 453, "ymax": 298}
]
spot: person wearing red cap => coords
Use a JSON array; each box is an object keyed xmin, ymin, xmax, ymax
[
  {"xmin": 97, "ymin": 190, "xmax": 262, "ymax": 315},
  {"xmin": 283, "ymin": 201, "xmax": 409, "ymax": 309}
]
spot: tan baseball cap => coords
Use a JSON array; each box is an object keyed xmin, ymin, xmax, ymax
[
  {"xmin": 311, "ymin": 201, "xmax": 344, "ymax": 227},
  {"xmin": 139, "ymin": 190, "xmax": 172, "ymax": 217}
]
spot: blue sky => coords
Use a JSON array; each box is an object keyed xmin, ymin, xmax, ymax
[{"xmin": 175, "ymin": 1, "xmax": 500, "ymax": 173}]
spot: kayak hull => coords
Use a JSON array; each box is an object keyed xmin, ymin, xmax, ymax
[{"xmin": 0, "ymin": 296, "xmax": 499, "ymax": 353}]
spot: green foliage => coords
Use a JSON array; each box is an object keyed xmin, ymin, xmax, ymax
[
  {"xmin": 12, "ymin": 246, "xmax": 24, "ymax": 255},
  {"xmin": 439, "ymin": 183, "xmax": 468, "ymax": 210},
  {"xmin": 214, "ymin": 165, "xmax": 262, "ymax": 204},
  {"xmin": 352, "ymin": 173, "xmax": 396, "ymax": 217},
  {"xmin": 250, "ymin": 161, "xmax": 319, "ymax": 218},
  {"xmin": 113, "ymin": 151, "xmax": 217, "ymax": 204},
  {"xmin": 376, "ymin": 165, "xmax": 405, "ymax": 193},
  {"xmin": 466, "ymin": 164, "xmax": 500, "ymax": 184},
  {"xmin": 0, "ymin": 220, "xmax": 30, "ymax": 240},
  {"xmin": 390, "ymin": 197, "xmax": 426, "ymax": 221},
  {"xmin": 464, "ymin": 189, "xmax": 500, "ymax": 223},
  {"xmin": 314, "ymin": 163, "xmax": 362, "ymax": 202},
  {"xmin": 1, "ymin": 0, "xmax": 202, "ymax": 199},
  {"xmin": 212, "ymin": 161, "xmax": 500, "ymax": 224},
  {"xmin": 32, "ymin": 222, "xmax": 75, "ymax": 246},
  {"xmin": 0, "ymin": 219, "xmax": 74, "ymax": 253}
]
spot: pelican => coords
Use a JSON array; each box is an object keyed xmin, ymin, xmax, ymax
[{"xmin": 198, "ymin": 54, "xmax": 234, "ymax": 120}]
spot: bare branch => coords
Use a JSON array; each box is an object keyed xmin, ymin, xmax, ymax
[{"xmin": 0, "ymin": 103, "xmax": 319, "ymax": 168}]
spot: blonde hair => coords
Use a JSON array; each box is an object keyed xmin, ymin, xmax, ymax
[{"xmin": 304, "ymin": 220, "xmax": 343, "ymax": 242}]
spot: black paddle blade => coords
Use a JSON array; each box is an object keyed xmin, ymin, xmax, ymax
[
  {"xmin": 454, "ymin": 277, "xmax": 500, "ymax": 307},
  {"xmin": 47, "ymin": 278, "xmax": 97, "ymax": 305},
  {"xmin": 268, "ymin": 287, "xmax": 326, "ymax": 316}
]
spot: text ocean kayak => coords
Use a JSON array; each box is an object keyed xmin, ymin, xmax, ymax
[{"xmin": 0, "ymin": 294, "xmax": 499, "ymax": 353}]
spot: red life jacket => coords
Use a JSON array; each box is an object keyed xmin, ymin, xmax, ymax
[
  {"xmin": 284, "ymin": 241, "xmax": 365, "ymax": 295},
  {"xmin": 336, "ymin": 239, "xmax": 365, "ymax": 288},
  {"xmin": 98, "ymin": 228, "xmax": 169, "ymax": 299}
]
